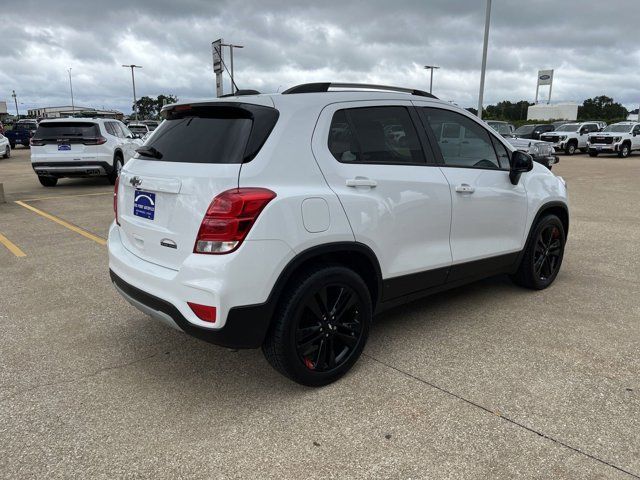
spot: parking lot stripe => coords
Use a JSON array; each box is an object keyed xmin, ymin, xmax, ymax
[
  {"xmin": 14, "ymin": 200, "xmax": 107, "ymax": 246},
  {"xmin": 0, "ymin": 233, "xmax": 26, "ymax": 257},
  {"xmin": 18, "ymin": 192, "xmax": 112, "ymax": 202}
]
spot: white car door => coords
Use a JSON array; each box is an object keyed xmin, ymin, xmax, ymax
[
  {"xmin": 632, "ymin": 124, "xmax": 640, "ymax": 150},
  {"xmin": 417, "ymin": 105, "xmax": 528, "ymax": 279},
  {"xmin": 311, "ymin": 101, "xmax": 453, "ymax": 299},
  {"xmin": 118, "ymin": 123, "xmax": 142, "ymax": 161}
]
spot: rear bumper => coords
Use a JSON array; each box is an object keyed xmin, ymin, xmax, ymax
[
  {"xmin": 110, "ymin": 269, "xmax": 273, "ymax": 349},
  {"xmin": 108, "ymin": 224, "xmax": 295, "ymax": 349},
  {"xmin": 32, "ymin": 161, "xmax": 114, "ymax": 177}
]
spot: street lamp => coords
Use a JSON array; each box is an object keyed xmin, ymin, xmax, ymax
[
  {"xmin": 68, "ymin": 68, "xmax": 75, "ymax": 114},
  {"xmin": 122, "ymin": 64, "xmax": 142, "ymax": 120},
  {"xmin": 477, "ymin": 0, "xmax": 492, "ymax": 119},
  {"xmin": 423, "ymin": 65, "xmax": 440, "ymax": 94},
  {"xmin": 221, "ymin": 43, "xmax": 244, "ymax": 94},
  {"xmin": 11, "ymin": 90, "xmax": 19, "ymax": 117}
]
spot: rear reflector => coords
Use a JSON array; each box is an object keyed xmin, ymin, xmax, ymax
[
  {"xmin": 187, "ymin": 302, "xmax": 217, "ymax": 323},
  {"xmin": 194, "ymin": 188, "xmax": 276, "ymax": 254}
]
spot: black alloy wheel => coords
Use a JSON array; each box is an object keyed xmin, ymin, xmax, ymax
[
  {"xmin": 533, "ymin": 224, "xmax": 563, "ymax": 282},
  {"xmin": 295, "ymin": 283, "xmax": 363, "ymax": 373}
]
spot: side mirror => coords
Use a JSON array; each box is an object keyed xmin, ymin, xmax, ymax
[{"xmin": 510, "ymin": 151, "xmax": 533, "ymax": 185}]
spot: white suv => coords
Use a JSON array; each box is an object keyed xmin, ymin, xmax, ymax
[
  {"xmin": 109, "ymin": 83, "xmax": 569, "ymax": 386},
  {"xmin": 587, "ymin": 121, "xmax": 640, "ymax": 158},
  {"xmin": 31, "ymin": 118, "xmax": 142, "ymax": 187},
  {"xmin": 539, "ymin": 122, "xmax": 601, "ymax": 155}
]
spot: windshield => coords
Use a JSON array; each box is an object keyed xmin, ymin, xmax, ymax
[
  {"xmin": 603, "ymin": 124, "xmax": 632, "ymax": 133},
  {"xmin": 555, "ymin": 124, "xmax": 579, "ymax": 132},
  {"xmin": 514, "ymin": 125, "xmax": 535, "ymax": 134},
  {"xmin": 34, "ymin": 122, "xmax": 99, "ymax": 139},
  {"xmin": 128, "ymin": 125, "xmax": 148, "ymax": 134},
  {"xmin": 489, "ymin": 123, "xmax": 512, "ymax": 135}
]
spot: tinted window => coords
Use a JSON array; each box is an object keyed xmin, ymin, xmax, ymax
[
  {"xmin": 491, "ymin": 137, "xmax": 511, "ymax": 169},
  {"xmin": 144, "ymin": 106, "xmax": 254, "ymax": 164},
  {"xmin": 104, "ymin": 122, "xmax": 118, "ymax": 137},
  {"xmin": 328, "ymin": 106, "xmax": 425, "ymax": 164},
  {"xmin": 421, "ymin": 108, "xmax": 502, "ymax": 169},
  {"xmin": 34, "ymin": 122, "xmax": 99, "ymax": 139},
  {"xmin": 515, "ymin": 125, "xmax": 535, "ymax": 135}
]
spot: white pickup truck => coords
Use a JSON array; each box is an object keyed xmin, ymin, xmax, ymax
[
  {"xmin": 587, "ymin": 122, "xmax": 640, "ymax": 158},
  {"xmin": 539, "ymin": 122, "xmax": 601, "ymax": 155}
]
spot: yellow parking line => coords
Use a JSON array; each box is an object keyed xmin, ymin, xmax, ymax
[
  {"xmin": 14, "ymin": 200, "xmax": 107, "ymax": 246},
  {"xmin": 0, "ymin": 233, "xmax": 26, "ymax": 257},
  {"xmin": 18, "ymin": 192, "xmax": 112, "ymax": 202}
]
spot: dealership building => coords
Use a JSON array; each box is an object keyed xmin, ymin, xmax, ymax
[{"xmin": 26, "ymin": 106, "xmax": 123, "ymax": 120}]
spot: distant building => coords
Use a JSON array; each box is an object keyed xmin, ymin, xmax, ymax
[
  {"xmin": 527, "ymin": 103, "xmax": 578, "ymax": 121},
  {"xmin": 627, "ymin": 109, "xmax": 639, "ymax": 121},
  {"xmin": 0, "ymin": 101, "xmax": 8, "ymax": 118},
  {"xmin": 26, "ymin": 105, "xmax": 123, "ymax": 120}
]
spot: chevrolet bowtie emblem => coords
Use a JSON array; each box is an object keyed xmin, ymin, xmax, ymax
[{"xmin": 130, "ymin": 176, "xmax": 142, "ymax": 187}]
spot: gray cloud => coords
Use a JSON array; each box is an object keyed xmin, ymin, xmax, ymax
[{"xmin": 1, "ymin": 0, "xmax": 639, "ymax": 114}]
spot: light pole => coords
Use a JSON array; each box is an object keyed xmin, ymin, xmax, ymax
[
  {"xmin": 477, "ymin": 0, "xmax": 492, "ymax": 119},
  {"xmin": 221, "ymin": 43, "xmax": 244, "ymax": 94},
  {"xmin": 122, "ymin": 64, "xmax": 142, "ymax": 120},
  {"xmin": 68, "ymin": 68, "xmax": 75, "ymax": 114},
  {"xmin": 11, "ymin": 90, "xmax": 19, "ymax": 117},
  {"xmin": 424, "ymin": 65, "xmax": 440, "ymax": 94}
]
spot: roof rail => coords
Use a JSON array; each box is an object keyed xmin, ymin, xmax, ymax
[{"xmin": 281, "ymin": 82, "xmax": 438, "ymax": 99}]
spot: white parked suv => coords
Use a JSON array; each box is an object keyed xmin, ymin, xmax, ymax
[
  {"xmin": 539, "ymin": 122, "xmax": 601, "ymax": 155},
  {"xmin": 30, "ymin": 118, "xmax": 142, "ymax": 187},
  {"xmin": 109, "ymin": 83, "xmax": 569, "ymax": 386},
  {"xmin": 0, "ymin": 133, "xmax": 10, "ymax": 158},
  {"xmin": 587, "ymin": 121, "xmax": 640, "ymax": 158}
]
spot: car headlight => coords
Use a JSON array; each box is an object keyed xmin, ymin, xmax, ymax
[
  {"xmin": 614, "ymin": 136, "xmax": 622, "ymax": 142},
  {"xmin": 527, "ymin": 143, "xmax": 540, "ymax": 155},
  {"xmin": 559, "ymin": 135, "xmax": 567, "ymax": 141}
]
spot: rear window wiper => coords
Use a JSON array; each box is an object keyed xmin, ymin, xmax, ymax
[{"xmin": 135, "ymin": 145, "xmax": 163, "ymax": 159}]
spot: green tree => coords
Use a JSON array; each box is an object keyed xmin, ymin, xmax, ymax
[
  {"xmin": 484, "ymin": 100, "xmax": 532, "ymax": 122},
  {"xmin": 578, "ymin": 96, "xmax": 628, "ymax": 122},
  {"xmin": 133, "ymin": 94, "xmax": 179, "ymax": 119}
]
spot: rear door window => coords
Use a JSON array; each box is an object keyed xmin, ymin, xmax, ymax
[{"xmin": 327, "ymin": 106, "xmax": 426, "ymax": 165}]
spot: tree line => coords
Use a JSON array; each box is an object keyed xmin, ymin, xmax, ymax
[
  {"xmin": 466, "ymin": 96, "xmax": 629, "ymax": 123},
  {"xmin": 133, "ymin": 94, "xmax": 179, "ymax": 119}
]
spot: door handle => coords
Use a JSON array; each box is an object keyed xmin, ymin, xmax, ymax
[
  {"xmin": 455, "ymin": 184, "xmax": 475, "ymax": 194},
  {"xmin": 346, "ymin": 178, "xmax": 377, "ymax": 188}
]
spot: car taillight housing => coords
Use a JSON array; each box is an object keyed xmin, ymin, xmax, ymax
[
  {"xmin": 114, "ymin": 176, "xmax": 120, "ymax": 226},
  {"xmin": 30, "ymin": 138, "xmax": 44, "ymax": 146},
  {"xmin": 194, "ymin": 188, "xmax": 276, "ymax": 254},
  {"xmin": 83, "ymin": 136, "xmax": 107, "ymax": 145}
]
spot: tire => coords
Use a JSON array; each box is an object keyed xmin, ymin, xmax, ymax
[
  {"xmin": 38, "ymin": 176, "xmax": 58, "ymax": 187},
  {"xmin": 262, "ymin": 265, "xmax": 372, "ymax": 387},
  {"xmin": 618, "ymin": 143, "xmax": 630, "ymax": 158},
  {"xmin": 588, "ymin": 151, "xmax": 598, "ymax": 157},
  {"xmin": 510, "ymin": 214, "xmax": 566, "ymax": 290},
  {"xmin": 108, "ymin": 155, "xmax": 123, "ymax": 185},
  {"xmin": 2, "ymin": 146, "xmax": 9, "ymax": 158},
  {"xmin": 564, "ymin": 142, "xmax": 577, "ymax": 155},
  {"xmin": 9, "ymin": 142, "xmax": 15, "ymax": 149}
]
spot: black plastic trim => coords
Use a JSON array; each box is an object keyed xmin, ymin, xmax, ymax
[
  {"xmin": 282, "ymin": 82, "xmax": 438, "ymax": 99},
  {"xmin": 32, "ymin": 161, "xmax": 114, "ymax": 174}
]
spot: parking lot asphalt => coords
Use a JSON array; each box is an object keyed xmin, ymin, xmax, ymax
[{"xmin": 1, "ymin": 146, "xmax": 639, "ymax": 479}]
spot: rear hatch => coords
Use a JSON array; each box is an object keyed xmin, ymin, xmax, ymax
[
  {"xmin": 31, "ymin": 121, "xmax": 102, "ymax": 158},
  {"xmin": 116, "ymin": 101, "xmax": 279, "ymax": 270}
]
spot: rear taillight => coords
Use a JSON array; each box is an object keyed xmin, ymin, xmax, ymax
[
  {"xmin": 114, "ymin": 176, "xmax": 120, "ymax": 226},
  {"xmin": 83, "ymin": 136, "xmax": 107, "ymax": 145},
  {"xmin": 30, "ymin": 138, "xmax": 44, "ymax": 146},
  {"xmin": 194, "ymin": 188, "xmax": 276, "ymax": 254}
]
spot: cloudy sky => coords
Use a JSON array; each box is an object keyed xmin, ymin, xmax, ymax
[{"xmin": 1, "ymin": 0, "xmax": 639, "ymax": 115}]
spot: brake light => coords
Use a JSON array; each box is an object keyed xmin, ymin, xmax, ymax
[
  {"xmin": 194, "ymin": 188, "xmax": 276, "ymax": 254},
  {"xmin": 30, "ymin": 138, "xmax": 44, "ymax": 146},
  {"xmin": 114, "ymin": 176, "xmax": 120, "ymax": 226},
  {"xmin": 83, "ymin": 136, "xmax": 107, "ymax": 145},
  {"xmin": 187, "ymin": 302, "xmax": 217, "ymax": 323}
]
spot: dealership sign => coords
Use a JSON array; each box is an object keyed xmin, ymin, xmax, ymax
[{"xmin": 537, "ymin": 69, "xmax": 554, "ymax": 86}]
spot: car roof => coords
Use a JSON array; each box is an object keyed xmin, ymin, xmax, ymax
[{"xmin": 39, "ymin": 118, "xmax": 104, "ymax": 123}]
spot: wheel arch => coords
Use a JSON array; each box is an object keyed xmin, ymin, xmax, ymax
[
  {"xmin": 113, "ymin": 148, "xmax": 124, "ymax": 161},
  {"xmin": 531, "ymin": 201, "xmax": 569, "ymax": 238}
]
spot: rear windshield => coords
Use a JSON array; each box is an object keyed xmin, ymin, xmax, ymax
[
  {"xmin": 34, "ymin": 122, "xmax": 99, "ymax": 139},
  {"xmin": 514, "ymin": 125, "xmax": 535, "ymax": 134},
  {"xmin": 142, "ymin": 104, "xmax": 278, "ymax": 164},
  {"xmin": 128, "ymin": 125, "xmax": 148, "ymax": 134}
]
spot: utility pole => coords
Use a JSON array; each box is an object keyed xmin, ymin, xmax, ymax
[
  {"xmin": 477, "ymin": 0, "xmax": 492, "ymax": 119},
  {"xmin": 423, "ymin": 65, "xmax": 440, "ymax": 94},
  {"xmin": 221, "ymin": 43, "xmax": 244, "ymax": 94},
  {"xmin": 122, "ymin": 64, "xmax": 142, "ymax": 120},
  {"xmin": 68, "ymin": 68, "xmax": 75, "ymax": 114},
  {"xmin": 11, "ymin": 90, "xmax": 19, "ymax": 117}
]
